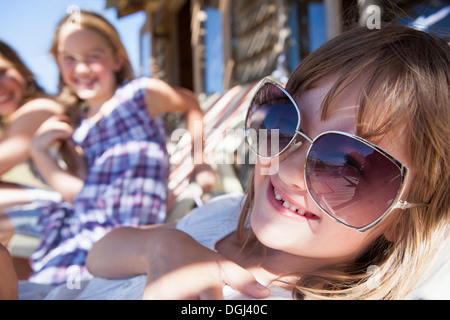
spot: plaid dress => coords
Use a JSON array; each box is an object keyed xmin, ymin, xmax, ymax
[{"xmin": 29, "ymin": 78, "xmax": 169, "ymax": 285}]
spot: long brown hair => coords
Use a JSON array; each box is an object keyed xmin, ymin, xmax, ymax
[
  {"xmin": 238, "ymin": 24, "xmax": 449, "ymax": 299},
  {"xmin": 0, "ymin": 41, "xmax": 44, "ymax": 105}
]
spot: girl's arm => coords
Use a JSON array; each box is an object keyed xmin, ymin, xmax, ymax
[
  {"xmin": 144, "ymin": 79, "xmax": 216, "ymax": 192},
  {"xmin": 86, "ymin": 223, "xmax": 175, "ymax": 279},
  {"xmin": 86, "ymin": 225, "xmax": 270, "ymax": 300},
  {"xmin": 144, "ymin": 78, "xmax": 202, "ymax": 120},
  {"xmin": 144, "ymin": 78, "xmax": 204, "ymax": 159},
  {"xmin": 0, "ymin": 98, "xmax": 62, "ymax": 175},
  {"xmin": 30, "ymin": 115, "xmax": 85, "ymax": 203},
  {"xmin": 0, "ymin": 244, "xmax": 18, "ymax": 300}
]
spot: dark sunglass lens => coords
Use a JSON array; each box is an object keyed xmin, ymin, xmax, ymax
[
  {"xmin": 305, "ymin": 134, "xmax": 402, "ymax": 228},
  {"xmin": 246, "ymin": 83, "xmax": 299, "ymax": 157}
]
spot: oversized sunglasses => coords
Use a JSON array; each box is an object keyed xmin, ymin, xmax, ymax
[{"xmin": 244, "ymin": 78, "xmax": 425, "ymax": 232}]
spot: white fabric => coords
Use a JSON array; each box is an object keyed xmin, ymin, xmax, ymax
[
  {"xmin": 19, "ymin": 193, "xmax": 291, "ymax": 300},
  {"xmin": 406, "ymin": 238, "xmax": 450, "ymax": 300},
  {"xmin": 18, "ymin": 192, "xmax": 449, "ymax": 299}
]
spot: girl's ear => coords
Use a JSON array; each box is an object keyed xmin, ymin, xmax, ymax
[{"xmin": 113, "ymin": 53, "xmax": 124, "ymax": 72}]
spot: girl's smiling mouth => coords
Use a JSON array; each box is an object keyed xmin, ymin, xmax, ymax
[
  {"xmin": 74, "ymin": 77, "xmax": 98, "ymax": 89},
  {"xmin": 0, "ymin": 91, "xmax": 14, "ymax": 104},
  {"xmin": 267, "ymin": 180, "xmax": 320, "ymax": 221}
]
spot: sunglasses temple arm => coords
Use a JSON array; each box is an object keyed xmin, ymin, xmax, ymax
[{"xmin": 394, "ymin": 200, "xmax": 428, "ymax": 210}]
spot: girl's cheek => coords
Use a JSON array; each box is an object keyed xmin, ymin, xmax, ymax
[
  {"xmin": 59, "ymin": 64, "xmax": 73, "ymax": 81},
  {"xmin": 88, "ymin": 61, "xmax": 115, "ymax": 76},
  {"xmin": 87, "ymin": 62, "xmax": 104, "ymax": 72}
]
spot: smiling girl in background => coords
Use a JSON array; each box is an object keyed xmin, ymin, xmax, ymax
[{"xmin": 0, "ymin": 10, "xmax": 207, "ymax": 286}]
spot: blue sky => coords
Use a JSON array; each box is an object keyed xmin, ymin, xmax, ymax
[
  {"xmin": 1, "ymin": 0, "xmax": 449, "ymax": 95},
  {"xmin": 0, "ymin": 0, "xmax": 145, "ymax": 94}
]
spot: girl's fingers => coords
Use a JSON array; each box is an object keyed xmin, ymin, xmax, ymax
[{"xmin": 218, "ymin": 259, "xmax": 271, "ymax": 299}]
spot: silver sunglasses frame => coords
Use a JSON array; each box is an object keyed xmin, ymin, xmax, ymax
[{"xmin": 244, "ymin": 78, "xmax": 424, "ymax": 232}]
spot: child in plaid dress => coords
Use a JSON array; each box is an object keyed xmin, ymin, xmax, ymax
[{"xmin": 2, "ymin": 10, "xmax": 208, "ymax": 285}]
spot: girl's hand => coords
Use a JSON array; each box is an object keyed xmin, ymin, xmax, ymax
[
  {"xmin": 142, "ymin": 229, "xmax": 270, "ymax": 300},
  {"xmin": 29, "ymin": 115, "xmax": 84, "ymax": 202},
  {"xmin": 31, "ymin": 115, "xmax": 73, "ymax": 154},
  {"xmin": 88, "ymin": 226, "xmax": 270, "ymax": 299}
]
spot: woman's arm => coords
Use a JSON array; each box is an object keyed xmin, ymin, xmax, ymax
[
  {"xmin": 0, "ymin": 244, "xmax": 18, "ymax": 300},
  {"xmin": 86, "ymin": 225, "xmax": 270, "ymax": 299},
  {"xmin": 0, "ymin": 97, "xmax": 62, "ymax": 175}
]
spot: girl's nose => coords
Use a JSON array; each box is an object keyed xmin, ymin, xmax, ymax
[
  {"xmin": 74, "ymin": 61, "xmax": 90, "ymax": 74},
  {"xmin": 276, "ymin": 146, "xmax": 309, "ymax": 192}
]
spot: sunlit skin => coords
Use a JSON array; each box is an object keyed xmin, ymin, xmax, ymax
[{"xmin": 0, "ymin": 57, "xmax": 26, "ymax": 117}]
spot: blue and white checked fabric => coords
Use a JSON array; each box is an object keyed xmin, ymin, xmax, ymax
[{"xmin": 29, "ymin": 78, "xmax": 169, "ymax": 285}]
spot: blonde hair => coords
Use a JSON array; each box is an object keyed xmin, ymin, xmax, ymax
[
  {"xmin": 238, "ymin": 25, "xmax": 449, "ymax": 299},
  {"xmin": 50, "ymin": 10, "xmax": 134, "ymax": 126}
]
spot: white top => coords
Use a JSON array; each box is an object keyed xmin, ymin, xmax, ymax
[
  {"xmin": 19, "ymin": 192, "xmax": 449, "ymax": 300},
  {"xmin": 19, "ymin": 193, "xmax": 292, "ymax": 300},
  {"xmin": 407, "ymin": 237, "xmax": 450, "ymax": 300}
]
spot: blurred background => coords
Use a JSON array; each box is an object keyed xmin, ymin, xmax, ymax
[{"xmin": 0, "ymin": 0, "xmax": 449, "ymax": 99}]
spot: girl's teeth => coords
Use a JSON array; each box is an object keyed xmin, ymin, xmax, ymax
[
  {"xmin": 274, "ymin": 190, "xmax": 282, "ymax": 201},
  {"xmin": 0, "ymin": 93, "xmax": 11, "ymax": 103},
  {"xmin": 274, "ymin": 187, "xmax": 304, "ymax": 215}
]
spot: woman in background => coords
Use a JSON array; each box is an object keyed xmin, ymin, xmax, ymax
[{"xmin": 0, "ymin": 40, "xmax": 62, "ymax": 245}]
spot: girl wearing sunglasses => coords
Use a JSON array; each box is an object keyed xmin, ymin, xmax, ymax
[{"xmin": 18, "ymin": 24, "xmax": 448, "ymax": 300}]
